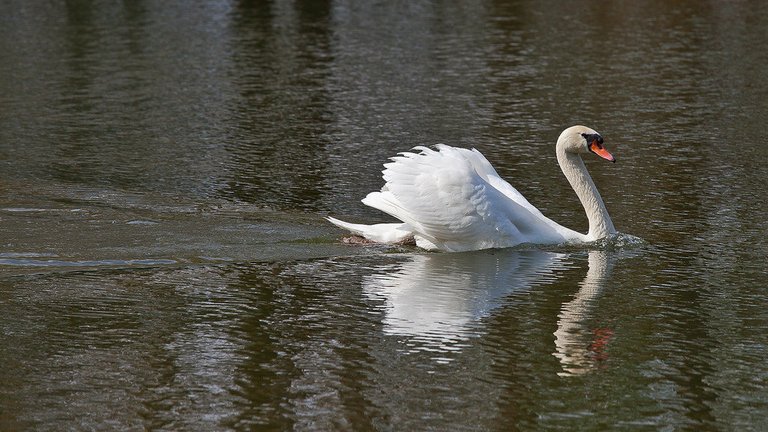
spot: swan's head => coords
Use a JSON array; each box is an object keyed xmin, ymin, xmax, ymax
[{"xmin": 558, "ymin": 125, "xmax": 615, "ymax": 163}]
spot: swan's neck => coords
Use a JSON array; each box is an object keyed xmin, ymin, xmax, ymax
[{"xmin": 556, "ymin": 149, "xmax": 616, "ymax": 240}]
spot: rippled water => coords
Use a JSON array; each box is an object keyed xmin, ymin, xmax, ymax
[{"xmin": 2, "ymin": 1, "xmax": 768, "ymax": 430}]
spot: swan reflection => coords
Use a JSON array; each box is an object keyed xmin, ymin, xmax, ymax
[
  {"xmin": 365, "ymin": 249, "xmax": 615, "ymax": 374},
  {"xmin": 553, "ymin": 250, "xmax": 614, "ymax": 376},
  {"xmin": 363, "ymin": 250, "xmax": 567, "ymax": 352}
]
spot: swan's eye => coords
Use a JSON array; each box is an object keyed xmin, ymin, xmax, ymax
[{"xmin": 581, "ymin": 133, "xmax": 603, "ymax": 146}]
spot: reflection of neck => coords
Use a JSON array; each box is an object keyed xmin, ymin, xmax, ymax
[
  {"xmin": 553, "ymin": 251, "xmax": 611, "ymax": 376},
  {"xmin": 557, "ymin": 149, "xmax": 616, "ymax": 240}
]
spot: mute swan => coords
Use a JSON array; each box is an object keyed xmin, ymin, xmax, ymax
[{"xmin": 328, "ymin": 125, "xmax": 617, "ymax": 252}]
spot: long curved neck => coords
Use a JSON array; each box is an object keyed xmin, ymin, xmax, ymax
[{"xmin": 556, "ymin": 148, "xmax": 616, "ymax": 240}]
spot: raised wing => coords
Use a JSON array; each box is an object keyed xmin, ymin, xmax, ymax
[
  {"xmin": 442, "ymin": 146, "xmax": 544, "ymax": 217},
  {"xmin": 362, "ymin": 145, "xmax": 571, "ymax": 251}
]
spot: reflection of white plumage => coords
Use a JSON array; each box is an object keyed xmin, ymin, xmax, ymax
[
  {"xmin": 363, "ymin": 250, "xmax": 567, "ymax": 350},
  {"xmin": 328, "ymin": 126, "xmax": 617, "ymax": 251}
]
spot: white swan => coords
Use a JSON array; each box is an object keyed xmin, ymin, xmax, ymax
[{"xmin": 328, "ymin": 125, "xmax": 617, "ymax": 252}]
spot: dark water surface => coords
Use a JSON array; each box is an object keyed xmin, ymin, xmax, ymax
[{"xmin": 2, "ymin": 1, "xmax": 768, "ymax": 430}]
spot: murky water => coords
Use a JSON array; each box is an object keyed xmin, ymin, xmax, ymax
[{"xmin": 2, "ymin": 1, "xmax": 767, "ymax": 430}]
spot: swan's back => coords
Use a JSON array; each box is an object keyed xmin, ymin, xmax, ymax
[{"xmin": 361, "ymin": 145, "xmax": 577, "ymax": 251}]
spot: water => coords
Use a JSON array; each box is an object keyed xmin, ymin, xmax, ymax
[{"xmin": 2, "ymin": 1, "xmax": 767, "ymax": 430}]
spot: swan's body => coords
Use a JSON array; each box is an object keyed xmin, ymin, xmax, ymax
[{"xmin": 328, "ymin": 125, "xmax": 617, "ymax": 252}]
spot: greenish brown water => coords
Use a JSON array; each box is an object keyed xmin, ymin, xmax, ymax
[{"xmin": 2, "ymin": 1, "xmax": 767, "ymax": 430}]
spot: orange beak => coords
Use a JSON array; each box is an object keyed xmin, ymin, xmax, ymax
[{"xmin": 589, "ymin": 140, "xmax": 616, "ymax": 163}]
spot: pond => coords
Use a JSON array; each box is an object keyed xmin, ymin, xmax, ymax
[{"xmin": 1, "ymin": 1, "xmax": 767, "ymax": 430}]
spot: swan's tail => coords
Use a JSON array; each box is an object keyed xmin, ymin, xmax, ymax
[{"xmin": 326, "ymin": 216, "xmax": 414, "ymax": 244}]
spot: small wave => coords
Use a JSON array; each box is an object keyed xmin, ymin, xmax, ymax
[
  {"xmin": 0, "ymin": 258, "xmax": 178, "ymax": 268},
  {"xmin": 0, "ymin": 252, "xmax": 59, "ymax": 258},
  {"xmin": 517, "ymin": 232, "xmax": 647, "ymax": 253},
  {"xmin": 126, "ymin": 220, "xmax": 160, "ymax": 225},
  {"xmin": 593, "ymin": 232, "xmax": 647, "ymax": 249}
]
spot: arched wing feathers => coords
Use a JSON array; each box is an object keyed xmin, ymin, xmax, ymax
[{"xmin": 361, "ymin": 145, "xmax": 567, "ymax": 251}]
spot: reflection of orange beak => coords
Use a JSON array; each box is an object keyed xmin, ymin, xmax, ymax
[{"xmin": 589, "ymin": 140, "xmax": 616, "ymax": 163}]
